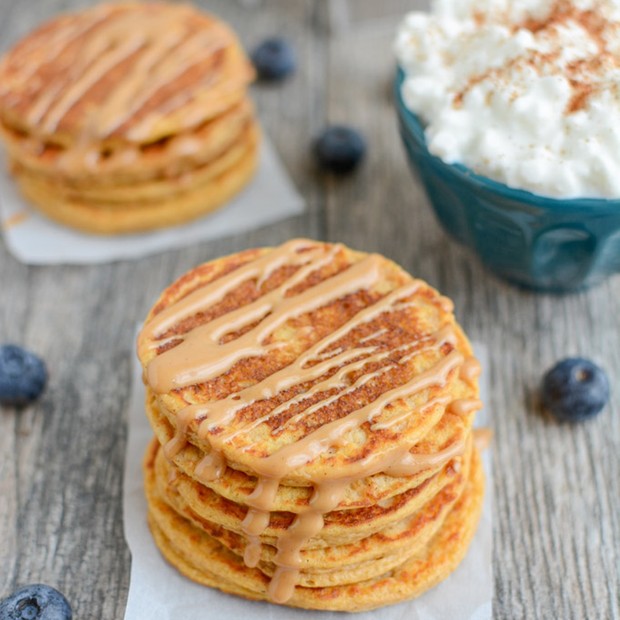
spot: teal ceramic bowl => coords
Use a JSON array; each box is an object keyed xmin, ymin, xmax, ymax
[{"xmin": 395, "ymin": 69, "xmax": 620, "ymax": 292}]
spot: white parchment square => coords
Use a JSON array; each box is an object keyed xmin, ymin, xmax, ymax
[
  {"xmin": 123, "ymin": 343, "xmax": 492, "ymax": 620},
  {"xmin": 0, "ymin": 139, "xmax": 304, "ymax": 266}
]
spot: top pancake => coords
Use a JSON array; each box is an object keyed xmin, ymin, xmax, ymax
[
  {"xmin": 0, "ymin": 2, "xmax": 254, "ymax": 146},
  {"xmin": 137, "ymin": 239, "xmax": 481, "ymax": 485}
]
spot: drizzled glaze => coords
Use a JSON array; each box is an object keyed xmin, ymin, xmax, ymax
[
  {"xmin": 138, "ymin": 239, "xmax": 481, "ymax": 603},
  {"xmin": 1, "ymin": 211, "xmax": 28, "ymax": 230},
  {"xmin": 0, "ymin": 3, "xmax": 254, "ymax": 171},
  {"xmin": 473, "ymin": 428, "xmax": 493, "ymax": 452}
]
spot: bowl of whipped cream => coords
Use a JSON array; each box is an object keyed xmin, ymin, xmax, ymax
[{"xmin": 394, "ymin": 0, "xmax": 620, "ymax": 291}]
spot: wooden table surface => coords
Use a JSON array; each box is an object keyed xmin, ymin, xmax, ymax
[{"xmin": 1, "ymin": 1, "xmax": 618, "ymax": 618}]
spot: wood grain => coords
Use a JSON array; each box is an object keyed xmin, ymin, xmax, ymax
[{"xmin": 0, "ymin": 1, "xmax": 618, "ymax": 619}]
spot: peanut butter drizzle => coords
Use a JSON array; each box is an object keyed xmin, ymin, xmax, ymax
[
  {"xmin": 30, "ymin": 6, "xmax": 223, "ymax": 136},
  {"xmin": 243, "ymin": 537, "xmax": 262, "ymax": 569},
  {"xmin": 159, "ymin": 281, "xmax": 434, "ymax": 456},
  {"xmin": 139, "ymin": 239, "xmax": 317, "ymax": 351},
  {"xmin": 147, "ymin": 253, "xmax": 385, "ymax": 392},
  {"xmin": 460, "ymin": 356, "xmax": 481, "ymax": 388},
  {"xmin": 243, "ymin": 351, "xmax": 464, "ymax": 481},
  {"xmin": 96, "ymin": 28, "xmax": 209, "ymax": 136},
  {"xmin": 241, "ymin": 478, "xmax": 280, "ymax": 570},
  {"xmin": 233, "ymin": 327, "xmax": 456, "ymax": 441},
  {"xmin": 448, "ymin": 398, "xmax": 483, "ymax": 417},
  {"xmin": 194, "ymin": 450, "xmax": 226, "ymax": 483},
  {"xmin": 267, "ymin": 337, "xmax": 458, "ymax": 439},
  {"xmin": 473, "ymin": 428, "xmax": 493, "ymax": 452},
  {"xmin": 10, "ymin": 11, "xmax": 112, "ymax": 119},
  {"xmin": 40, "ymin": 28, "xmax": 147, "ymax": 133},
  {"xmin": 139, "ymin": 240, "xmax": 479, "ymax": 603},
  {"xmin": 5, "ymin": 4, "xmax": 248, "ymax": 175},
  {"xmin": 2, "ymin": 211, "xmax": 28, "ymax": 230},
  {"xmin": 437, "ymin": 295, "xmax": 454, "ymax": 313}
]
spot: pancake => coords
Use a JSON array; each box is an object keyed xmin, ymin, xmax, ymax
[
  {"xmin": 13, "ymin": 124, "xmax": 258, "ymax": 204},
  {"xmin": 154, "ymin": 435, "xmax": 466, "ymax": 546},
  {"xmin": 137, "ymin": 240, "xmax": 481, "ymax": 483},
  {"xmin": 147, "ymin": 437, "xmax": 472, "ymax": 587},
  {"xmin": 136, "ymin": 239, "xmax": 485, "ymax": 609},
  {"xmin": 145, "ymin": 441, "xmax": 485, "ymax": 612},
  {"xmin": 14, "ymin": 139, "xmax": 258, "ymax": 234},
  {"xmin": 0, "ymin": 99, "xmax": 254, "ymax": 184},
  {"xmin": 145, "ymin": 388, "xmax": 468, "ymax": 512},
  {"xmin": 0, "ymin": 3, "xmax": 254, "ymax": 146},
  {"xmin": 0, "ymin": 2, "xmax": 259, "ymax": 233}
]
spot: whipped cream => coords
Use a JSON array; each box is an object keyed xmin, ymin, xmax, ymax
[{"xmin": 395, "ymin": 0, "xmax": 620, "ymax": 198}]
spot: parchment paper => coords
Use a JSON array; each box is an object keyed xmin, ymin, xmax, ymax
[
  {"xmin": 0, "ymin": 139, "xmax": 304, "ymax": 265},
  {"xmin": 123, "ymin": 344, "xmax": 492, "ymax": 620}
]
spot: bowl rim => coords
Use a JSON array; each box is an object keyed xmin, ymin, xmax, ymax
[{"xmin": 394, "ymin": 67, "xmax": 620, "ymax": 211}]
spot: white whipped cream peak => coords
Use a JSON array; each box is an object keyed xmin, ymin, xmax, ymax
[{"xmin": 395, "ymin": 0, "xmax": 620, "ymax": 198}]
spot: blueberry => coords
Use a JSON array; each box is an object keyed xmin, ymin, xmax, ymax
[
  {"xmin": 0, "ymin": 584, "xmax": 72, "ymax": 620},
  {"xmin": 0, "ymin": 345, "xmax": 47, "ymax": 406},
  {"xmin": 251, "ymin": 37, "xmax": 296, "ymax": 81},
  {"xmin": 541, "ymin": 357, "xmax": 609, "ymax": 422},
  {"xmin": 314, "ymin": 125, "xmax": 366, "ymax": 174}
]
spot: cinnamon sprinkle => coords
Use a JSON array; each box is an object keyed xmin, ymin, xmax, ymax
[{"xmin": 453, "ymin": 0, "xmax": 620, "ymax": 115}]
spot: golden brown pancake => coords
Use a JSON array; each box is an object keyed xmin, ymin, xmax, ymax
[
  {"xmin": 14, "ymin": 124, "xmax": 259, "ymax": 204},
  {"xmin": 144, "ymin": 440, "xmax": 485, "ymax": 611},
  {"xmin": 14, "ymin": 140, "xmax": 258, "ymax": 235},
  {"xmin": 145, "ymin": 388, "xmax": 467, "ymax": 512},
  {"xmin": 137, "ymin": 240, "xmax": 480, "ymax": 481},
  {"xmin": 136, "ymin": 239, "xmax": 485, "ymax": 609},
  {"xmin": 147, "ymin": 437, "xmax": 473, "ymax": 588},
  {"xmin": 0, "ymin": 3, "xmax": 254, "ymax": 145},
  {"xmin": 0, "ymin": 99, "xmax": 254, "ymax": 183},
  {"xmin": 154, "ymin": 436, "xmax": 466, "ymax": 547},
  {"xmin": 0, "ymin": 2, "xmax": 259, "ymax": 233}
]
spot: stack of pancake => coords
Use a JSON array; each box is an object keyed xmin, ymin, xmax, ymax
[
  {"xmin": 137, "ymin": 239, "xmax": 485, "ymax": 611},
  {"xmin": 0, "ymin": 3, "xmax": 258, "ymax": 234}
]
